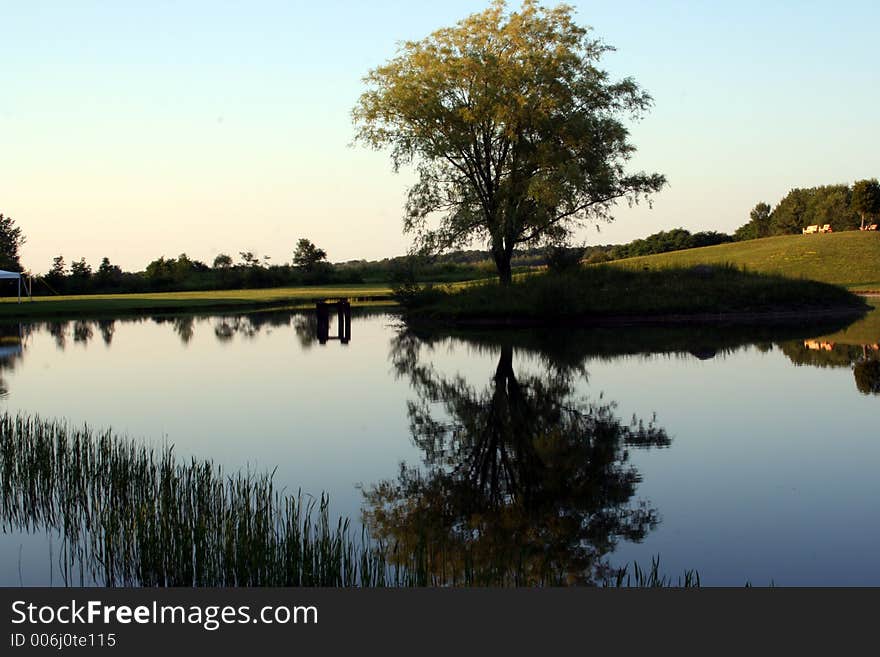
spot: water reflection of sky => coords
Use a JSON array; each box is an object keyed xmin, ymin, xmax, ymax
[{"xmin": 1, "ymin": 307, "xmax": 878, "ymax": 585}]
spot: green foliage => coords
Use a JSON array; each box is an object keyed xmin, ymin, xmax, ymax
[
  {"xmin": 0, "ymin": 213, "xmax": 26, "ymax": 272},
  {"xmin": 751, "ymin": 202, "xmax": 772, "ymax": 234},
  {"xmin": 145, "ymin": 253, "xmax": 209, "ymax": 285},
  {"xmin": 851, "ymin": 178, "xmax": 880, "ymax": 229},
  {"xmin": 813, "ymin": 186, "xmax": 858, "ymax": 231},
  {"xmin": 771, "ymin": 188, "xmax": 812, "ymax": 234},
  {"xmin": 354, "ymin": 0, "xmax": 665, "ymax": 284},
  {"xmin": 735, "ymin": 202, "xmax": 772, "ymax": 240},
  {"xmin": 545, "ymin": 245, "xmax": 585, "ymax": 273},
  {"xmin": 735, "ymin": 185, "xmax": 865, "ymax": 239},
  {"xmin": 585, "ymin": 250, "xmax": 612, "ymax": 264},
  {"xmin": 292, "ymin": 238, "xmax": 329, "ymax": 272},
  {"xmin": 611, "ymin": 228, "xmax": 732, "ymax": 258}
]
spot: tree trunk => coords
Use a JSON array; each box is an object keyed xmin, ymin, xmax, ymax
[
  {"xmin": 492, "ymin": 245, "xmax": 513, "ymax": 286},
  {"xmin": 494, "ymin": 344, "xmax": 515, "ymax": 387}
]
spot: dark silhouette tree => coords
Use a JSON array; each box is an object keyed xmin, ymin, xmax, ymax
[
  {"xmin": 292, "ymin": 238, "xmax": 328, "ymax": 272},
  {"xmin": 70, "ymin": 258, "xmax": 92, "ymax": 280},
  {"xmin": 96, "ymin": 257, "xmax": 123, "ymax": 287},
  {"xmin": 239, "ymin": 251, "xmax": 260, "ymax": 267},
  {"xmin": 45, "ymin": 255, "xmax": 66, "ymax": 288},
  {"xmin": 212, "ymin": 253, "xmax": 233, "ymax": 269},
  {"xmin": 0, "ymin": 213, "xmax": 26, "ymax": 272}
]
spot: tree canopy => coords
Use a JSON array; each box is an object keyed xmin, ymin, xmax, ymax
[
  {"xmin": 734, "ymin": 184, "xmax": 864, "ymax": 238},
  {"xmin": 354, "ymin": 0, "xmax": 665, "ymax": 283},
  {"xmin": 212, "ymin": 253, "xmax": 233, "ymax": 269},
  {"xmin": 734, "ymin": 202, "xmax": 772, "ymax": 240},
  {"xmin": 0, "ymin": 213, "xmax": 26, "ymax": 272},
  {"xmin": 292, "ymin": 238, "xmax": 328, "ymax": 272},
  {"xmin": 852, "ymin": 179, "xmax": 880, "ymax": 230}
]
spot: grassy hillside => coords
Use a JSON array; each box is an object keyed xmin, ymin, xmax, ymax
[{"xmin": 610, "ymin": 231, "xmax": 880, "ymax": 289}]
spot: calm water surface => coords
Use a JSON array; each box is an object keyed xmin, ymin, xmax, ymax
[{"xmin": 1, "ymin": 306, "xmax": 878, "ymax": 586}]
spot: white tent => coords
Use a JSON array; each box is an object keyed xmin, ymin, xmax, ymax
[{"xmin": 0, "ymin": 270, "xmax": 26, "ymax": 303}]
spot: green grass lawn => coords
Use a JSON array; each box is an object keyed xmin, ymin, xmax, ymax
[
  {"xmin": 609, "ymin": 231, "xmax": 880, "ymax": 289},
  {"xmin": 0, "ymin": 284, "xmax": 394, "ymax": 319}
]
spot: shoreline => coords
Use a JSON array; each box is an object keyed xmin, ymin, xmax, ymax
[
  {"xmin": 403, "ymin": 304, "xmax": 869, "ymax": 329},
  {"xmin": 0, "ymin": 289, "xmax": 394, "ymax": 321},
  {"xmin": 0, "ymin": 285, "xmax": 874, "ymax": 324}
]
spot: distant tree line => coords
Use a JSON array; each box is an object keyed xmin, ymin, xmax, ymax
[
  {"xmin": 734, "ymin": 179, "xmax": 880, "ymax": 240},
  {"xmin": 5, "ymin": 177, "xmax": 879, "ymax": 298},
  {"xmin": 586, "ymin": 229, "xmax": 733, "ymax": 262},
  {"xmin": 37, "ymin": 240, "xmax": 359, "ymax": 295}
]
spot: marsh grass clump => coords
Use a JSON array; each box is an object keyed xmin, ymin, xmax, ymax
[
  {"xmin": 401, "ymin": 264, "xmax": 867, "ymax": 323},
  {"xmin": 0, "ymin": 412, "xmax": 700, "ymax": 587},
  {"xmin": 0, "ymin": 413, "xmax": 390, "ymax": 586},
  {"xmin": 604, "ymin": 556, "xmax": 700, "ymax": 588}
]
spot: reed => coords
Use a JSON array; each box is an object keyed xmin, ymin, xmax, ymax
[
  {"xmin": 0, "ymin": 412, "xmax": 698, "ymax": 587},
  {"xmin": 0, "ymin": 413, "xmax": 387, "ymax": 586}
]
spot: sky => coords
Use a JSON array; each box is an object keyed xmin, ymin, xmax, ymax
[{"xmin": 1, "ymin": 0, "xmax": 878, "ymax": 272}]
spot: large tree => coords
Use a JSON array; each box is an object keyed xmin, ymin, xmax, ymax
[{"xmin": 353, "ymin": 0, "xmax": 665, "ymax": 284}]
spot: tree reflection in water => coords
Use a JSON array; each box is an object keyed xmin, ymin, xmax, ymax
[
  {"xmin": 363, "ymin": 331, "xmax": 671, "ymax": 585},
  {"xmin": 780, "ymin": 340, "xmax": 880, "ymax": 396},
  {"xmin": 0, "ymin": 324, "xmax": 24, "ymax": 399}
]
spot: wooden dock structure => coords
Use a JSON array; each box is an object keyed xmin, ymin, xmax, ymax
[{"xmin": 315, "ymin": 299, "xmax": 351, "ymax": 344}]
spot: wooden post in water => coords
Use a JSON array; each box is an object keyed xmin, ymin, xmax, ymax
[
  {"xmin": 341, "ymin": 300, "xmax": 351, "ymax": 344},
  {"xmin": 337, "ymin": 303, "xmax": 345, "ymax": 342},
  {"xmin": 315, "ymin": 299, "xmax": 351, "ymax": 345},
  {"xmin": 316, "ymin": 301, "xmax": 330, "ymax": 344}
]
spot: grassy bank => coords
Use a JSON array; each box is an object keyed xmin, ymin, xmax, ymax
[
  {"xmin": 0, "ymin": 284, "xmax": 394, "ymax": 319},
  {"xmin": 403, "ymin": 265, "xmax": 868, "ymax": 325},
  {"xmin": 608, "ymin": 231, "xmax": 880, "ymax": 290}
]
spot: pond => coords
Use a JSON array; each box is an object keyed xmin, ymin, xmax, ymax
[{"xmin": 0, "ymin": 304, "xmax": 878, "ymax": 586}]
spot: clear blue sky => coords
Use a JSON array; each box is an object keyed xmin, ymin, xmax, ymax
[{"xmin": 1, "ymin": 1, "xmax": 878, "ymax": 271}]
